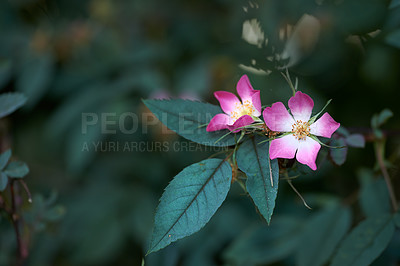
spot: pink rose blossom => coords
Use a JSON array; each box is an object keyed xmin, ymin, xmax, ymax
[
  {"xmin": 263, "ymin": 91, "xmax": 340, "ymax": 170},
  {"xmin": 207, "ymin": 75, "xmax": 261, "ymax": 132}
]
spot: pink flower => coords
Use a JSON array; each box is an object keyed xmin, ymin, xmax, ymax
[
  {"xmin": 263, "ymin": 91, "xmax": 340, "ymax": 170},
  {"xmin": 207, "ymin": 75, "xmax": 261, "ymax": 132}
]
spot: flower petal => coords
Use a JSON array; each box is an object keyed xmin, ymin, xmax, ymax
[
  {"xmin": 296, "ymin": 137, "xmax": 321, "ymax": 170},
  {"xmin": 251, "ymin": 90, "xmax": 262, "ymax": 116},
  {"xmin": 214, "ymin": 91, "xmax": 241, "ymax": 114},
  {"xmin": 263, "ymin": 102, "xmax": 295, "ymax": 132},
  {"xmin": 237, "ymin": 75, "xmax": 257, "ymax": 102},
  {"xmin": 236, "ymin": 75, "xmax": 261, "ymax": 116},
  {"xmin": 269, "ymin": 135, "xmax": 299, "ymax": 160},
  {"xmin": 206, "ymin": 114, "xmax": 231, "ymax": 132},
  {"xmin": 228, "ymin": 115, "xmax": 254, "ymax": 133},
  {"xmin": 288, "ymin": 91, "xmax": 314, "ymax": 122},
  {"xmin": 310, "ymin": 112, "xmax": 340, "ymax": 138}
]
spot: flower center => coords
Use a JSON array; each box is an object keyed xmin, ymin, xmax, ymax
[
  {"xmin": 230, "ymin": 100, "xmax": 256, "ymax": 122},
  {"xmin": 292, "ymin": 120, "xmax": 310, "ymax": 141}
]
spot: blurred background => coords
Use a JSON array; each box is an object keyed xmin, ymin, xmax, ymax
[{"xmin": 0, "ymin": 0, "xmax": 400, "ymax": 265}]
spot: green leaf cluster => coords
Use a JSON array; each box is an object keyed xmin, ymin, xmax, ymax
[
  {"xmin": 329, "ymin": 126, "xmax": 365, "ymax": 166},
  {"xmin": 143, "ymin": 102, "xmax": 281, "ymax": 253},
  {"xmin": 0, "ymin": 149, "xmax": 29, "ymax": 191}
]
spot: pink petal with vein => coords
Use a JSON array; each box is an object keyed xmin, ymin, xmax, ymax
[
  {"xmin": 263, "ymin": 102, "xmax": 295, "ymax": 132},
  {"xmin": 214, "ymin": 91, "xmax": 241, "ymax": 114},
  {"xmin": 237, "ymin": 75, "xmax": 256, "ymax": 102},
  {"xmin": 310, "ymin": 112, "xmax": 340, "ymax": 138},
  {"xmin": 288, "ymin": 91, "xmax": 314, "ymax": 122},
  {"xmin": 251, "ymin": 90, "xmax": 262, "ymax": 116},
  {"xmin": 206, "ymin": 113, "xmax": 231, "ymax": 132},
  {"xmin": 269, "ymin": 135, "xmax": 299, "ymax": 160},
  {"xmin": 296, "ymin": 137, "xmax": 321, "ymax": 170}
]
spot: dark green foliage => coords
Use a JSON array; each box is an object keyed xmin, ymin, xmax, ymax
[
  {"xmin": 331, "ymin": 215, "xmax": 396, "ymax": 266},
  {"xmin": 0, "ymin": 149, "xmax": 29, "ymax": 191},
  {"xmin": 330, "ymin": 138, "xmax": 347, "ymax": 166},
  {"xmin": 224, "ymin": 216, "xmax": 305, "ymax": 265},
  {"xmin": 296, "ymin": 205, "xmax": 352, "ymax": 266},
  {"xmin": 16, "ymin": 52, "xmax": 54, "ymax": 108},
  {"xmin": 148, "ymin": 159, "xmax": 232, "ymax": 253},
  {"xmin": 0, "ymin": 93, "xmax": 27, "ymax": 118},
  {"xmin": 0, "ymin": 150, "xmax": 11, "ymax": 170},
  {"xmin": 0, "ymin": 0, "xmax": 399, "ymax": 265},
  {"xmin": 3, "ymin": 161, "xmax": 29, "ymax": 178},
  {"xmin": 236, "ymin": 136, "xmax": 279, "ymax": 224},
  {"xmin": 143, "ymin": 99, "xmax": 238, "ymax": 147},
  {"xmin": 358, "ymin": 169, "xmax": 391, "ymax": 218},
  {"xmin": 371, "ymin": 109, "xmax": 393, "ymax": 129},
  {"xmin": 0, "ymin": 61, "xmax": 12, "ymax": 89},
  {"xmin": 23, "ymin": 193, "xmax": 65, "ymax": 232},
  {"xmin": 386, "ymin": 29, "xmax": 400, "ymax": 49},
  {"xmin": 345, "ymin": 134, "xmax": 365, "ymax": 148},
  {"xmin": 395, "ymin": 212, "xmax": 400, "ymax": 228},
  {"xmin": 0, "ymin": 172, "xmax": 7, "ymax": 191}
]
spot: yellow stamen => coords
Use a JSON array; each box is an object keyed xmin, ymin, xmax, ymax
[
  {"xmin": 230, "ymin": 100, "xmax": 256, "ymax": 122},
  {"xmin": 292, "ymin": 120, "xmax": 310, "ymax": 141}
]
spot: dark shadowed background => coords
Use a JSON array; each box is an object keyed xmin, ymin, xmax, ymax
[{"xmin": 1, "ymin": 0, "xmax": 400, "ymax": 265}]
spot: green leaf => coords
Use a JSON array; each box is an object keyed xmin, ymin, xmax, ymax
[
  {"xmin": 143, "ymin": 99, "xmax": 237, "ymax": 147},
  {"xmin": 296, "ymin": 206, "xmax": 352, "ymax": 266},
  {"xmin": 148, "ymin": 158, "xmax": 232, "ymax": 254},
  {"xmin": 0, "ymin": 172, "xmax": 8, "ymax": 191},
  {"xmin": 345, "ymin": 134, "xmax": 365, "ymax": 148},
  {"xmin": 0, "ymin": 92, "xmax": 27, "ymax": 119},
  {"xmin": 223, "ymin": 216, "xmax": 304, "ymax": 265},
  {"xmin": 371, "ymin": 109, "xmax": 393, "ymax": 129},
  {"xmin": 358, "ymin": 169, "xmax": 391, "ymax": 218},
  {"xmin": 236, "ymin": 136, "xmax": 279, "ymax": 224},
  {"xmin": 0, "ymin": 149, "xmax": 11, "ymax": 170},
  {"xmin": 329, "ymin": 138, "xmax": 348, "ymax": 166},
  {"xmin": 3, "ymin": 161, "xmax": 29, "ymax": 178},
  {"xmin": 331, "ymin": 215, "xmax": 395, "ymax": 266}
]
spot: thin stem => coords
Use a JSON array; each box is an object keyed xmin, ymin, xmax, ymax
[
  {"xmin": 10, "ymin": 181, "xmax": 27, "ymax": 266},
  {"xmin": 236, "ymin": 178, "xmax": 247, "ymax": 194},
  {"xmin": 375, "ymin": 142, "xmax": 398, "ymax": 212},
  {"xmin": 280, "ymin": 175, "xmax": 300, "ymax": 181},
  {"xmin": 287, "ymin": 179, "xmax": 312, "ymax": 210},
  {"xmin": 19, "ymin": 180, "xmax": 32, "ymax": 203},
  {"xmin": 268, "ymin": 142, "xmax": 274, "ymax": 187},
  {"xmin": 232, "ymin": 131, "xmax": 245, "ymax": 164},
  {"xmin": 281, "ymin": 69, "xmax": 296, "ymax": 96},
  {"xmin": 225, "ymin": 150, "xmax": 235, "ymax": 166}
]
